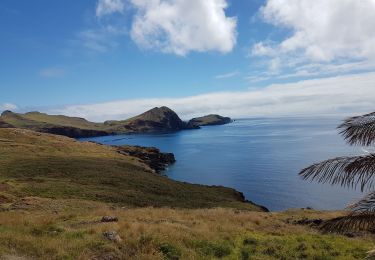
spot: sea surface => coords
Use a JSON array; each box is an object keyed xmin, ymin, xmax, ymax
[{"xmin": 80, "ymin": 117, "xmax": 365, "ymax": 211}]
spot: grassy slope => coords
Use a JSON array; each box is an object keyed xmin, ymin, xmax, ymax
[
  {"xmin": 0, "ymin": 109, "xmax": 186, "ymax": 135},
  {"xmin": 0, "ymin": 107, "xmax": 194, "ymax": 136},
  {"xmin": 0, "ymin": 128, "xmax": 260, "ymax": 210},
  {"xmin": 21, "ymin": 112, "xmax": 104, "ymax": 130},
  {"xmin": 0, "ymin": 111, "xmax": 109, "ymax": 137},
  {"xmin": 0, "ymin": 199, "xmax": 373, "ymax": 259}
]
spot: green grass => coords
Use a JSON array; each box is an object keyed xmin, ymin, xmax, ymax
[
  {"xmin": 21, "ymin": 111, "xmax": 104, "ymax": 129},
  {"xmin": 0, "ymin": 107, "xmax": 187, "ymax": 135},
  {"xmin": 0, "ymin": 128, "xmax": 260, "ymax": 210}
]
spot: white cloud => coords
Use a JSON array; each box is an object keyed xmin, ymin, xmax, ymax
[
  {"xmin": 130, "ymin": 0, "xmax": 237, "ymax": 56},
  {"xmin": 49, "ymin": 72, "xmax": 375, "ymax": 122},
  {"xmin": 0, "ymin": 103, "xmax": 17, "ymax": 111},
  {"xmin": 251, "ymin": 0, "xmax": 375, "ymax": 77},
  {"xmin": 96, "ymin": 0, "xmax": 125, "ymax": 17},
  {"xmin": 215, "ymin": 71, "xmax": 239, "ymax": 79},
  {"xmin": 39, "ymin": 68, "xmax": 66, "ymax": 78}
]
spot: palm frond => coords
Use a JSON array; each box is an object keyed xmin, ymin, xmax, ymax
[
  {"xmin": 338, "ymin": 112, "xmax": 375, "ymax": 146},
  {"xmin": 321, "ymin": 213, "xmax": 375, "ymax": 233},
  {"xmin": 348, "ymin": 192, "xmax": 375, "ymax": 213},
  {"xmin": 299, "ymin": 154, "xmax": 375, "ymax": 191}
]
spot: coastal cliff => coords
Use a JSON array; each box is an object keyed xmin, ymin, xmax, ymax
[
  {"xmin": 115, "ymin": 145, "xmax": 176, "ymax": 173},
  {"xmin": 0, "ymin": 128, "xmax": 262, "ymax": 210}
]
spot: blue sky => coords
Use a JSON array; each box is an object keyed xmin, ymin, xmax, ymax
[{"xmin": 1, "ymin": 0, "xmax": 375, "ymax": 120}]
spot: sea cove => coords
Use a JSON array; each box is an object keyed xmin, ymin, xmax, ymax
[{"xmin": 81, "ymin": 116, "xmax": 364, "ymax": 211}]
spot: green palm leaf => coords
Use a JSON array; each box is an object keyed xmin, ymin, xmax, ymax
[
  {"xmin": 338, "ymin": 112, "xmax": 375, "ymax": 146},
  {"xmin": 299, "ymin": 154, "xmax": 375, "ymax": 192}
]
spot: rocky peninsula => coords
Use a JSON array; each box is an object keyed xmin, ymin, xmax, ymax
[
  {"xmin": 0, "ymin": 107, "xmax": 231, "ymax": 138},
  {"xmin": 188, "ymin": 114, "xmax": 232, "ymax": 127}
]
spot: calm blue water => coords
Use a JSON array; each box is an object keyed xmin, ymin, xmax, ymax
[{"xmin": 80, "ymin": 117, "xmax": 364, "ymax": 211}]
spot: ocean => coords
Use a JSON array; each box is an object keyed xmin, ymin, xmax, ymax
[{"xmin": 80, "ymin": 116, "xmax": 364, "ymax": 211}]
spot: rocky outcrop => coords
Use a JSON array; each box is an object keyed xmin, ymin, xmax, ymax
[
  {"xmin": 101, "ymin": 216, "xmax": 118, "ymax": 222},
  {"xmin": 105, "ymin": 106, "xmax": 198, "ymax": 133},
  {"xmin": 103, "ymin": 231, "xmax": 122, "ymax": 242},
  {"xmin": 116, "ymin": 145, "xmax": 176, "ymax": 173},
  {"xmin": 0, "ymin": 119, "xmax": 13, "ymax": 128},
  {"xmin": 188, "ymin": 114, "xmax": 232, "ymax": 127}
]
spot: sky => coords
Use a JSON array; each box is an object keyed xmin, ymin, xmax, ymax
[{"xmin": 1, "ymin": 0, "xmax": 375, "ymax": 121}]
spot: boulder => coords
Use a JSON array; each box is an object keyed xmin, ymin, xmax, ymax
[
  {"xmin": 101, "ymin": 216, "xmax": 119, "ymax": 223},
  {"xmin": 103, "ymin": 231, "xmax": 122, "ymax": 242}
]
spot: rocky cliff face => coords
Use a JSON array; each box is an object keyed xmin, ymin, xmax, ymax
[
  {"xmin": 116, "ymin": 145, "xmax": 176, "ymax": 173},
  {"xmin": 188, "ymin": 114, "xmax": 232, "ymax": 127},
  {"xmin": 38, "ymin": 126, "xmax": 109, "ymax": 138}
]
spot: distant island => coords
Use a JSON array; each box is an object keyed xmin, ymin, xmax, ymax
[
  {"xmin": 187, "ymin": 114, "xmax": 232, "ymax": 127},
  {"xmin": 0, "ymin": 106, "xmax": 232, "ymax": 138}
]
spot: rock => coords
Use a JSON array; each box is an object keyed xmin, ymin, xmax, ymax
[
  {"xmin": 101, "ymin": 216, "xmax": 118, "ymax": 222},
  {"xmin": 116, "ymin": 145, "xmax": 176, "ymax": 173},
  {"xmin": 187, "ymin": 114, "xmax": 232, "ymax": 127},
  {"xmin": 103, "ymin": 231, "xmax": 122, "ymax": 242}
]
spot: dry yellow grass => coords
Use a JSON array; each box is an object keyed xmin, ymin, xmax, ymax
[{"xmin": 0, "ymin": 197, "xmax": 373, "ymax": 259}]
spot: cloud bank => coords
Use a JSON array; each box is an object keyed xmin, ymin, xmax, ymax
[
  {"xmin": 49, "ymin": 73, "xmax": 375, "ymax": 122},
  {"xmin": 251, "ymin": 0, "xmax": 375, "ymax": 78}
]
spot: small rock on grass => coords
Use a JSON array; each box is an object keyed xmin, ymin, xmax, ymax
[
  {"xmin": 103, "ymin": 230, "xmax": 122, "ymax": 242},
  {"xmin": 101, "ymin": 216, "xmax": 118, "ymax": 222}
]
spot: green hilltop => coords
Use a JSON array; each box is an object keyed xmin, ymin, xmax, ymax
[{"xmin": 1, "ymin": 107, "xmax": 227, "ymax": 138}]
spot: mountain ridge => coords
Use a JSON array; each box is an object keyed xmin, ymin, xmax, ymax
[{"xmin": 0, "ymin": 107, "xmax": 231, "ymax": 138}]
